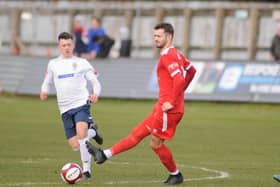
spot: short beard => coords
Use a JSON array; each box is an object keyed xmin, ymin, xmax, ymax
[{"xmin": 156, "ymin": 44, "xmax": 164, "ymax": 49}]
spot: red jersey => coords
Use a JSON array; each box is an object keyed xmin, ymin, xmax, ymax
[{"xmin": 156, "ymin": 46, "xmax": 193, "ymax": 114}]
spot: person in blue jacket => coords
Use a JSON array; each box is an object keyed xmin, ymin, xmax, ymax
[{"xmin": 86, "ymin": 16, "xmax": 105, "ymax": 60}]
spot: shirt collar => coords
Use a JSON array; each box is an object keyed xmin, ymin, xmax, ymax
[
  {"xmin": 160, "ymin": 46, "xmax": 174, "ymax": 55},
  {"xmin": 58, "ymin": 54, "xmax": 74, "ymax": 60}
]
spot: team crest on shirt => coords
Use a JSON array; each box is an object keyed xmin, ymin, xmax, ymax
[
  {"xmin": 72, "ymin": 62, "xmax": 77, "ymax": 70},
  {"xmin": 168, "ymin": 62, "xmax": 179, "ymax": 71}
]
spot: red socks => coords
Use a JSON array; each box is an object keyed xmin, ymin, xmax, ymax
[
  {"xmin": 110, "ymin": 123, "xmax": 150, "ymax": 156},
  {"xmin": 152, "ymin": 144, "xmax": 177, "ymax": 173},
  {"xmin": 108, "ymin": 124, "xmax": 177, "ymax": 173},
  {"xmin": 110, "ymin": 135, "xmax": 140, "ymax": 155}
]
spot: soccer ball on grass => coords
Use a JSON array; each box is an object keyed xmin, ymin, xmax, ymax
[{"xmin": 60, "ymin": 163, "xmax": 83, "ymax": 184}]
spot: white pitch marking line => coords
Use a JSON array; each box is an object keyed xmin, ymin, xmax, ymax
[
  {"xmin": 104, "ymin": 161, "xmax": 230, "ymax": 185},
  {"xmin": 19, "ymin": 158, "xmax": 53, "ymax": 164},
  {"xmin": 0, "ymin": 182, "xmax": 61, "ymax": 186},
  {"xmin": 1, "ymin": 161, "xmax": 230, "ymax": 186},
  {"xmin": 0, "ymin": 182, "xmax": 92, "ymax": 186}
]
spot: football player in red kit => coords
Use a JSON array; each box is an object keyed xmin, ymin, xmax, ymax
[{"xmin": 86, "ymin": 22, "xmax": 196, "ymax": 185}]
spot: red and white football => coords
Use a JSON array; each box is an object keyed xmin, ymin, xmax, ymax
[{"xmin": 60, "ymin": 163, "xmax": 83, "ymax": 184}]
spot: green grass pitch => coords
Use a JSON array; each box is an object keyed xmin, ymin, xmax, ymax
[{"xmin": 0, "ymin": 94, "xmax": 280, "ymax": 187}]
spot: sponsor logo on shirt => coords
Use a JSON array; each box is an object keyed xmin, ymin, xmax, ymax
[
  {"xmin": 168, "ymin": 63, "xmax": 179, "ymax": 71},
  {"xmin": 58, "ymin": 73, "xmax": 74, "ymax": 79}
]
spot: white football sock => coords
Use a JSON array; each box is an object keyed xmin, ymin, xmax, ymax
[
  {"xmin": 82, "ymin": 162, "xmax": 91, "ymax": 173},
  {"xmin": 78, "ymin": 137, "xmax": 91, "ymax": 172},
  {"xmin": 88, "ymin": 128, "xmax": 96, "ymax": 139},
  {"xmin": 104, "ymin": 149, "xmax": 112, "ymax": 159},
  {"xmin": 170, "ymin": 169, "xmax": 179, "ymax": 175}
]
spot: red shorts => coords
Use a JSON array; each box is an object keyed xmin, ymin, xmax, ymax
[{"xmin": 135, "ymin": 107, "xmax": 183, "ymax": 140}]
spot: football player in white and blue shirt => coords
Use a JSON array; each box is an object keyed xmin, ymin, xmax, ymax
[{"xmin": 40, "ymin": 32, "xmax": 102, "ymax": 180}]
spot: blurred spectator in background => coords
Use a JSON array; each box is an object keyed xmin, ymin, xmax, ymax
[
  {"xmin": 72, "ymin": 16, "xmax": 88, "ymax": 57},
  {"xmin": 93, "ymin": 34, "xmax": 115, "ymax": 58},
  {"xmin": 270, "ymin": 23, "xmax": 280, "ymax": 62},
  {"xmin": 119, "ymin": 26, "xmax": 132, "ymax": 58},
  {"xmin": 83, "ymin": 16, "xmax": 115, "ymax": 60},
  {"xmin": 83, "ymin": 16, "xmax": 106, "ymax": 60}
]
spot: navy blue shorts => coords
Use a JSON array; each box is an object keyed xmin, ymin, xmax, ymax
[{"xmin": 61, "ymin": 102, "xmax": 94, "ymax": 139}]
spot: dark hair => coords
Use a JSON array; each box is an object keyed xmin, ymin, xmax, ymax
[
  {"xmin": 154, "ymin": 23, "xmax": 174, "ymax": 38},
  {"xmin": 58, "ymin": 32, "xmax": 73, "ymax": 41}
]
